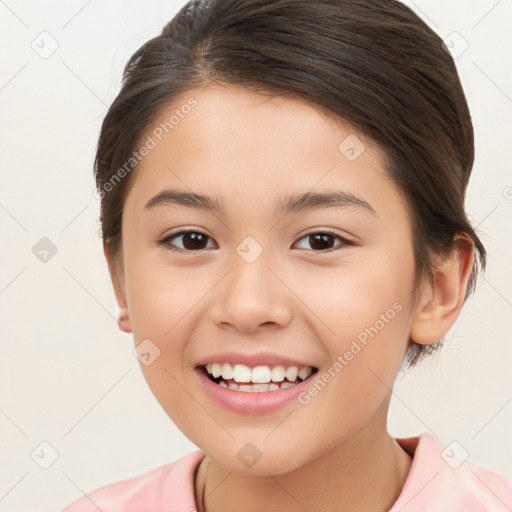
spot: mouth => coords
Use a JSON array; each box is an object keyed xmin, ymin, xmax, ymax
[{"xmin": 198, "ymin": 362, "xmax": 319, "ymax": 392}]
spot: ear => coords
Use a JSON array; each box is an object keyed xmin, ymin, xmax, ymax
[
  {"xmin": 103, "ymin": 242, "xmax": 132, "ymax": 334},
  {"xmin": 409, "ymin": 233, "xmax": 475, "ymax": 345}
]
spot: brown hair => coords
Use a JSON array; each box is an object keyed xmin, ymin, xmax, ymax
[{"xmin": 94, "ymin": 0, "xmax": 486, "ymax": 368}]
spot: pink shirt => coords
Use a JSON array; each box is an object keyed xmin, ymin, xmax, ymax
[{"xmin": 62, "ymin": 432, "xmax": 512, "ymax": 511}]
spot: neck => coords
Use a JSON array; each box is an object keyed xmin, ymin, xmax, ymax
[{"xmin": 194, "ymin": 425, "xmax": 413, "ymax": 512}]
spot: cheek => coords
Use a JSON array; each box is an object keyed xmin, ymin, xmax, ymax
[
  {"xmin": 123, "ymin": 251, "xmax": 220, "ymax": 386},
  {"xmin": 294, "ymin": 245, "xmax": 413, "ymax": 339},
  {"xmin": 125, "ymin": 249, "xmax": 207, "ymax": 339},
  {"xmin": 294, "ymin": 304, "xmax": 410, "ymax": 455},
  {"xmin": 125, "ymin": 262, "xmax": 201, "ymax": 427},
  {"xmin": 339, "ymin": 266, "xmax": 412, "ymax": 399},
  {"xmin": 123, "ymin": 253, "xmax": 199, "ymax": 403},
  {"xmin": 295, "ymin": 248, "xmax": 413, "ymax": 404}
]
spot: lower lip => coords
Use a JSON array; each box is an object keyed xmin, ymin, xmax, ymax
[{"xmin": 194, "ymin": 367, "xmax": 316, "ymax": 415}]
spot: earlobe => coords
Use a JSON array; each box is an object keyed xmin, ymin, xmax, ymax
[
  {"xmin": 103, "ymin": 243, "xmax": 133, "ymax": 334},
  {"xmin": 117, "ymin": 308, "xmax": 133, "ymax": 334},
  {"xmin": 409, "ymin": 233, "xmax": 475, "ymax": 346}
]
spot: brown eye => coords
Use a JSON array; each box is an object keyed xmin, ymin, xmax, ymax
[
  {"xmin": 159, "ymin": 231, "xmax": 216, "ymax": 252},
  {"xmin": 294, "ymin": 231, "xmax": 354, "ymax": 252}
]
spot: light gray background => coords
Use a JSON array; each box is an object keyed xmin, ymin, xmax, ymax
[{"xmin": 1, "ymin": 1, "xmax": 511, "ymax": 511}]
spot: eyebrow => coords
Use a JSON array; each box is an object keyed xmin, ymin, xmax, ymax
[{"xmin": 143, "ymin": 188, "xmax": 377, "ymax": 217}]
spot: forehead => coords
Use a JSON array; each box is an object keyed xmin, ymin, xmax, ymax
[{"xmin": 124, "ymin": 84, "xmax": 406, "ymax": 225}]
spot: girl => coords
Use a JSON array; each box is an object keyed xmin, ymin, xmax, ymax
[{"xmin": 62, "ymin": 0, "xmax": 511, "ymax": 510}]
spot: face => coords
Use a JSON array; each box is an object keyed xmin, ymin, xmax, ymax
[{"xmin": 113, "ymin": 84, "xmax": 421, "ymax": 475}]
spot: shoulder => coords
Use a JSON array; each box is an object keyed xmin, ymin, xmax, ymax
[
  {"xmin": 392, "ymin": 432, "xmax": 512, "ymax": 511},
  {"xmin": 61, "ymin": 450, "xmax": 205, "ymax": 512}
]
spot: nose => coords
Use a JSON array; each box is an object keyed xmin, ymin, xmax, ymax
[{"xmin": 209, "ymin": 251, "xmax": 293, "ymax": 333}]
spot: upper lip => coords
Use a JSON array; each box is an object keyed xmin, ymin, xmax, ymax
[{"xmin": 195, "ymin": 351, "xmax": 318, "ymax": 369}]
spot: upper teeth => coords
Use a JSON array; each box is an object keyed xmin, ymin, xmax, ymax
[{"xmin": 205, "ymin": 363, "xmax": 313, "ymax": 383}]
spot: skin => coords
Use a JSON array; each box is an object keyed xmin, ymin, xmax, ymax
[{"xmin": 104, "ymin": 84, "xmax": 474, "ymax": 512}]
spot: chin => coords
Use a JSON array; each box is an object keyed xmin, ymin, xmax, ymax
[{"xmin": 202, "ymin": 440, "xmax": 313, "ymax": 476}]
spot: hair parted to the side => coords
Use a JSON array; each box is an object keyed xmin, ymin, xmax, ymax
[{"xmin": 94, "ymin": 0, "xmax": 486, "ymax": 369}]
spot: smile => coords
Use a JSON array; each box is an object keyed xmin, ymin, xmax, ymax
[{"xmin": 202, "ymin": 363, "xmax": 318, "ymax": 392}]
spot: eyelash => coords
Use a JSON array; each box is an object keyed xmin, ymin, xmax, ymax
[{"xmin": 157, "ymin": 229, "xmax": 356, "ymax": 254}]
